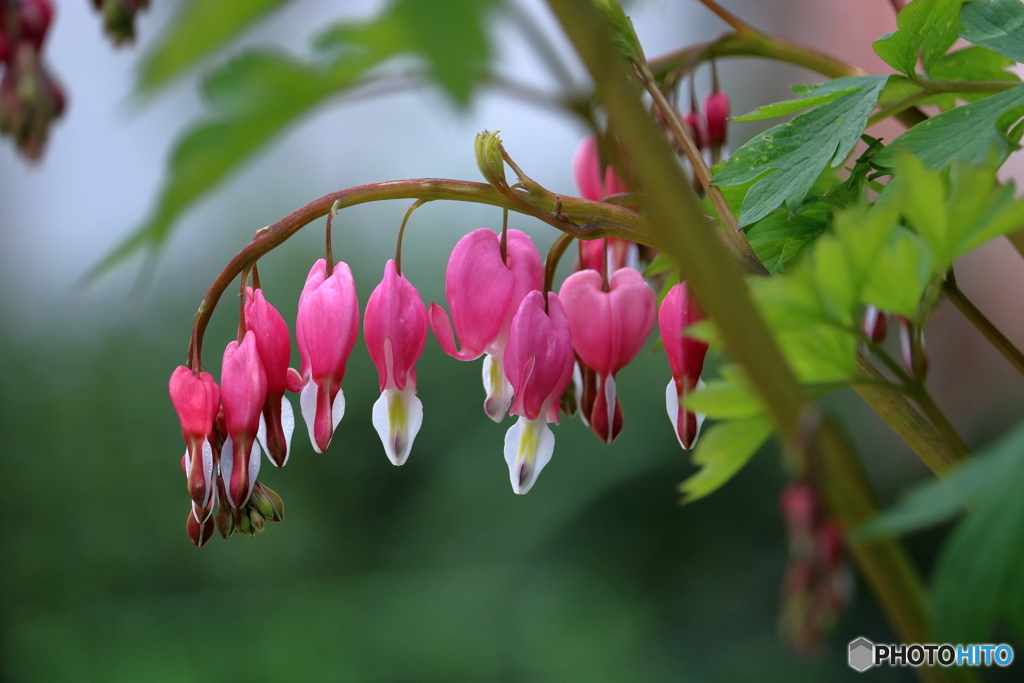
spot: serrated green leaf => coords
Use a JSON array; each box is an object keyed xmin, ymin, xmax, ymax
[
  {"xmin": 733, "ymin": 87, "xmax": 858, "ymax": 122},
  {"xmin": 833, "ymin": 202, "xmax": 900, "ymax": 292},
  {"xmin": 137, "ymin": 0, "xmax": 293, "ymax": 93},
  {"xmin": 872, "ymin": 0, "xmax": 962, "ymax": 76},
  {"xmin": 874, "ymin": 83, "xmax": 1024, "ymax": 170},
  {"xmin": 776, "ymin": 324, "xmax": 858, "ymax": 383},
  {"xmin": 861, "ymin": 228, "xmax": 931, "ymax": 318},
  {"xmin": 678, "ymin": 416, "xmax": 773, "ymax": 503},
  {"xmin": 713, "ymin": 76, "xmax": 888, "ymax": 227},
  {"xmin": 745, "ymin": 205, "xmax": 829, "ymax": 275},
  {"xmin": 896, "ymin": 153, "xmax": 950, "ymax": 261},
  {"xmin": 858, "ymin": 424, "xmax": 1024, "ymax": 540},
  {"xmin": 683, "ymin": 379, "xmax": 764, "ymax": 419},
  {"xmin": 959, "ymin": 0, "xmax": 1024, "ymax": 64}
]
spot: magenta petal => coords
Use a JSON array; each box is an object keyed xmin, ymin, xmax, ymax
[
  {"xmin": 245, "ymin": 288, "xmax": 292, "ymax": 396},
  {"xmin": 489, "ymin": 229, "xmax": 543, "ymax": 356},
  {"xmin": 168, "ymin": 366, "xmax": 220, "ymax": 450},
  {"xmin": 505, "ymin": 291, "xmax": 574, "ymax": 421},
  {"xmin": 221, "ymin": 332, "xmax": 267, "ymax": 444},
  {"xmin": 364, "ymin": 260, "xmax": 428, "ymax": 391},
  {"xmin": 560, "ymin": 268, "xmax": 656, "ymax": 376},
  {"xmin": 658, "ymin": 282, "xmax": 708, "ymax": 389},
  {"xmin": 428, "ymin": 303, "xmax": 483, "ymax": 361},
  {"xmin": 573, "ymin": 135, "xmax": 604, "ymax": 201},
  {"xmin": 296, "ymin": 259, "xmax": 360, "ymax": 387},
  {"xmin": 444, "ymin": 228, "xmax": 516, "ymax": 357}
]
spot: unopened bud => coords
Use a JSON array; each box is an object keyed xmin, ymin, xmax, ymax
[
  {"xmin": 186, "ymin": 509, "xmax": 214, "ymax": 547},
  {"xmin": 93, "ymin": 0, "xmax": 150, "ymax": 46},
  {"xmin": 19, "ymin": 0, "xmax": 54, "ymax": 51},
  {"xmin": 248, "ymin": 508, "xmax": 265, "ymax": 533},
  {"xmin": 704, "ymin": 91, "xmax": 730, "ymax": 148},
  {"xmin": 780, "ymin": 481, "xmax": 818, "ymax": 536},
  {"xmin": 474, "ymin": 130, "xmax": 506, "ymax": 187},
  {"xmin": 684, "ymin": 111, "xmax": 707, "ymax": 151},
  {"xmin": 249, "ymin": 481, "xmax": 284, "ymax": 522},
  {"xmin": 862, "ymin": 305, "xmax": 887, "ymax": 343}
]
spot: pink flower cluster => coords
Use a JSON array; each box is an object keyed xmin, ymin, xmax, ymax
[{"xmin": 168, "ymin": 137, "xmax": 714, "ymax": 544}]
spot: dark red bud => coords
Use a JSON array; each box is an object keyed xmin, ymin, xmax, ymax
[
  {"xmin": 0, "ymin": 32, "xmax": 9, "ymax": 63},
  {"xmin": 18, "ymin": 0, "xmax": 53, "ymax": 50},
  {"xmin": 816, "ymin": 518, "xmax": 845, "ymax": 570},
  {"xmin": 186, "ymin": 509, "xmax": 214, "ymax": 547},
  {"xmin": 898, "ymin": 317, "xmax": 928, "ymax": 379},
  {"xmin": 684, "ymin": 111, "xmax": 707, "ymax": 151},
  {"xmin": 780, "ymin": 481, "xmax": 818, "ymax": 534},
  {"xmin": 862, "ymin": 306, "xmax": 887, "ymax": 343}
]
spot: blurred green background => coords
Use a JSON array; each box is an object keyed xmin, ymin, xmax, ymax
[{"xmin": 3, "ymin": 0, "xmax": 1024, "ymax": 681}]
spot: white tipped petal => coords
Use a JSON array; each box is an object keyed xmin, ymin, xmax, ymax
[
  {"xmin": 220, "ymin": 436, "xmax": 236, "ymax": 508},
  {"xmin": 503, "ymin": 415, "xmax": 555, "ymax": 495},
  {"xmin": 625, "ymin": 242, "xmax": 640, "ymax": 271},
  {"xmin": 299, "ymin": 379, "xmax": 320, "ymax": 453},
  {"xmin": 200, "ymin": 438, "xmax": 215, "ymax": 507},
  {"xmin": 332, "ymin": 386, "xmax": 346, "ymax": 433},
  {"xmin": 246, "ymin": 441, "xmax": 262, "ymax": 504},
  {"xmin": 665, "ymin": 378, "xmax": 707, "ymax": 451},
  {"xmin": 256, "ymin": 412, "xmax": 268, "ymax": 461},
  {"xmin": 603, "ymin": 374, "xmax": 617, "ymax": 442},
  {"xmin": 572, "ymin": 361, "xmax": 589, "ymax": 427},
  {"xmin": 280, "ymin": 395, "xmax": 295, "ymax": 465},
  {"xmin": 482, "ymin": 354, "xmax": 514, "ymax": 423},
  {"xmin": 183, "ymin": 448, "xmax": 190, "ymax": 477},
  {"xmin": 372, "ymin": 386, "xmax": 424, "ymax": 466}
]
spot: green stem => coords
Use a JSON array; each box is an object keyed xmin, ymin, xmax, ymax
[
  {"xmin": 544, "ymin": 3, "xmax": 968, "ymax": 677},
  {"xmin": 186, "ymin": 178, "xmax": 651, "ymax": 371},
  {"xmin": 395, "ymin": 198, "xmax": 431, "ymax": 276},
  {"xmin": 867, "ymin": 90, "xmax": 931, "ymax": 128},
  {"xmin": 942, "ymin": 278, "xmax": 1024, "ymax": 378},
  {"xmin": 914, "ymin": 78, "xmax": 1018, "ymax": 94},
  {"xmin": 854, "ymin": 356, "xmax": 969, "ymax": 475}
]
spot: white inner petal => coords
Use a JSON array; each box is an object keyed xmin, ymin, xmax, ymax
[
  {"xmin": 220, "ymin": 436, "xmax": 236, "ymax": 508},
  {"xmin": 200, "ymin": 438, "xmax": 215, "ymax": 508},
  {"xmin": 245, "ymin": 440, "xmax": 262, "ymax": 505},
  {"xmin": 503, "ymin": 415, "xmax": 555, "ymax": 495},
  {"xmin": 299, "ymin": 379, "xmax": 321, "ymax": 453},
  {"xmin": 482, "ymin": 354, "xmax": 514, "ymax": 423},
  {"xmin": 372, "ymin": 386, "xmax": 424, "ymax": 466},
  {"xmin": 331, "ymin": 386, "xmax": 346, "ymax": 432},
  {"xmin": 280, "ymin": 395, "xmax": 295, "ymax": 465}
]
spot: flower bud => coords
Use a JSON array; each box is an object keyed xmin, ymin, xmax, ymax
[
  {"xmin": 186, "ymin": 507, "xmax": 214, "ymax": 547},
  {"xmin": 684, "ymin": 111, "xmax": 707, "ymax": 151},
  {"xmin": 658, "ymin": 282, "xmax": 708, "ymax": 450},
  {"xmin": 245, "ymin": 288, "xmax": 298, "ymax": 467},
  {"xmin": 704, "ymin": 91, "xmax": 730, "ymax": 148},
  {"xmin": 862, "ymin": 305, "xmax": 887, "ymax": 344},
  {"xmin": 93, "ymin": 0, "xmax": 149, "ymax": 45},
  {"xmin": 474, "ymin": 129, "xmax": 506, "ymax": 187},
  {"xmin": 19, "ymin": 0, "xmax": 54, "ymax": 50}
]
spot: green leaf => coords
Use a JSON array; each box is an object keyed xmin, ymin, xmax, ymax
[
  {"xmin": 745, "ymin": 205, "xmax": 829, "ymax": 275},
  {"xmin": 932, "ymin": 425, "xmax": 1024, "ymax": 641},
  {"xmin": 929, "ymin": 46, "xmax": 1020, "ymax": 89},
  {"xmin": 958, "ymin": 0, "xmax": 1024, "ymax": 64},
  {"xmin": 776, "ymin": 324, "xmax": 858, "ymax": 383},
  {"xmin": 732, "ymin": 87, "xmax": 859, "ymax": 122},
  {"xmin": 861, "ymin": 228, "xmax": 931, "ymax": 318},
  {"xmin": 713, "ymin": 76, "xmax": 888, "ymax": 227},
  {"xmin": 873, "ymin": 83, "xmax": 1024, "ymax": 170},
  {"xmin": 872, "ymin": 0, "xmax": 962, "ymax": 76},
  {"xmin": 684, "ymin": 377, "xmax": 764, "ymax": 420},
  {"xmin": 678, "ymin": 416, "xmax": 773, "ymax": 503},
  {"xmin": 643, "ymin": 251, "xmax": 675, "ymax": 277},
  {"xmin": 93, "ymin": 0, "xmax": 497, "ymax": 277},
  {"xmin": 137, "ymin": 0, "xmax": 293, "ymax": 92},
  {"xmin": 858, "ymin": 425, "xmax": 1024, "ymax": 540}
]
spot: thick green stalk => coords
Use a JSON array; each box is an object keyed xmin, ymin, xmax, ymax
[{"xmin": 543, "ymin": 2, "xmax": 971, "ymax": 679}]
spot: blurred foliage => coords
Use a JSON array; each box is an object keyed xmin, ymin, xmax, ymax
[{"xmin": 2, "ymin": 244, "xmax": 925, "ymax": 682}]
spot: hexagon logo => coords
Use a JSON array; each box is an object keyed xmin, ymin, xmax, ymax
[{"xmin": 849, "ymin": 637, "xmax": 875, "ymax": 672}]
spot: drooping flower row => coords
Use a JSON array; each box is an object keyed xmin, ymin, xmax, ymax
[{"xmin": 169, "ymin": 135, "xmax": 713, "ymax": 545}]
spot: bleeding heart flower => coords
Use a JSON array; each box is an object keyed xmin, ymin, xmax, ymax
[
  {"xmin": 573, "ymin": 134, "xmax": 631, "ymax": 202},
  {"xmin": 220, "ymin": 331, "xmax": 267, "ymax": 508},
  {"xmin": 186, "ymin": 506, "xmax": 215, "ymax": 547},
  {"xmin": 862, "ymin": 305, "xmax": 887, "ymax": 344},
  {"xmin": 245, "ymin": 287, "xmax": 301, "ymax": 467},
  {"xmin": 169, "ymin": 366, "xmax": 221, "ymax": 511},
  {"xmin": 578, "ymin": 238, "xmax": 640, "ymax": 277},
  {"xmin": 559, "ymin": 268, "xmax": 656, "ymax": 443},
  {"xmin": 502, "ymin": 290, "xmax": 575, "ymax": 494},
  {"xmin": 364, "ymin": 259, "xmax": 428, "ymax": 466},
  {"xmin": 659, "ymin": 282, "xmax": 709, "ymax": 450},
  {"xmin": 296, "ymin": 259, "xmax": 360, "ymax": 453},
  {"xmin": 429, "ymin": 228, "xmax": 542, "ymax": 422}
]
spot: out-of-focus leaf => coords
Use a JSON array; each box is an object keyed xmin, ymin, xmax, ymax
[
  {"xmin": 684, "ymin": 375, "xmax": 764, "ymax": 420},
  {"xmin": 92, "ymin": 0, "xmax": 497, "ymax": 278},
  {"xmin": 858, "ymin": 424, "xmax": 1024, "ymax": 540},
  {"xmin": 928, "ymin": 47, "xmax": 1020, "ymax": 103},
  {"xmin": 932, "ymin": 424, "xmax": 1024, "ymax": 642},
  {"xmin": 873, "ymin": 83, "xmax": 1024, "ymax": 170},
  {"xmin": 860, "ymin": 228, "xmax": 930, "ymax": 318},
  {"xmin": 958, "ymin": 0, "xmax": 1024, "ymax": 64},
  {"xmin": 872, "ymin": 0, "xmax": 962, "ymax": 76},
  {"xmin": 137, "ymin": 0, "xmax": 293, "ymax": 93},
  {"xmin": 678, "ymin": 416, "xmax": 772, "ymax": 503},
  {"xmin": 643, "ymin": 251, "xmax": 675, "ymax": 276},
  {"xmin": 713, "ymin": 76, "xmax": 887, "ymax": 227}
]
